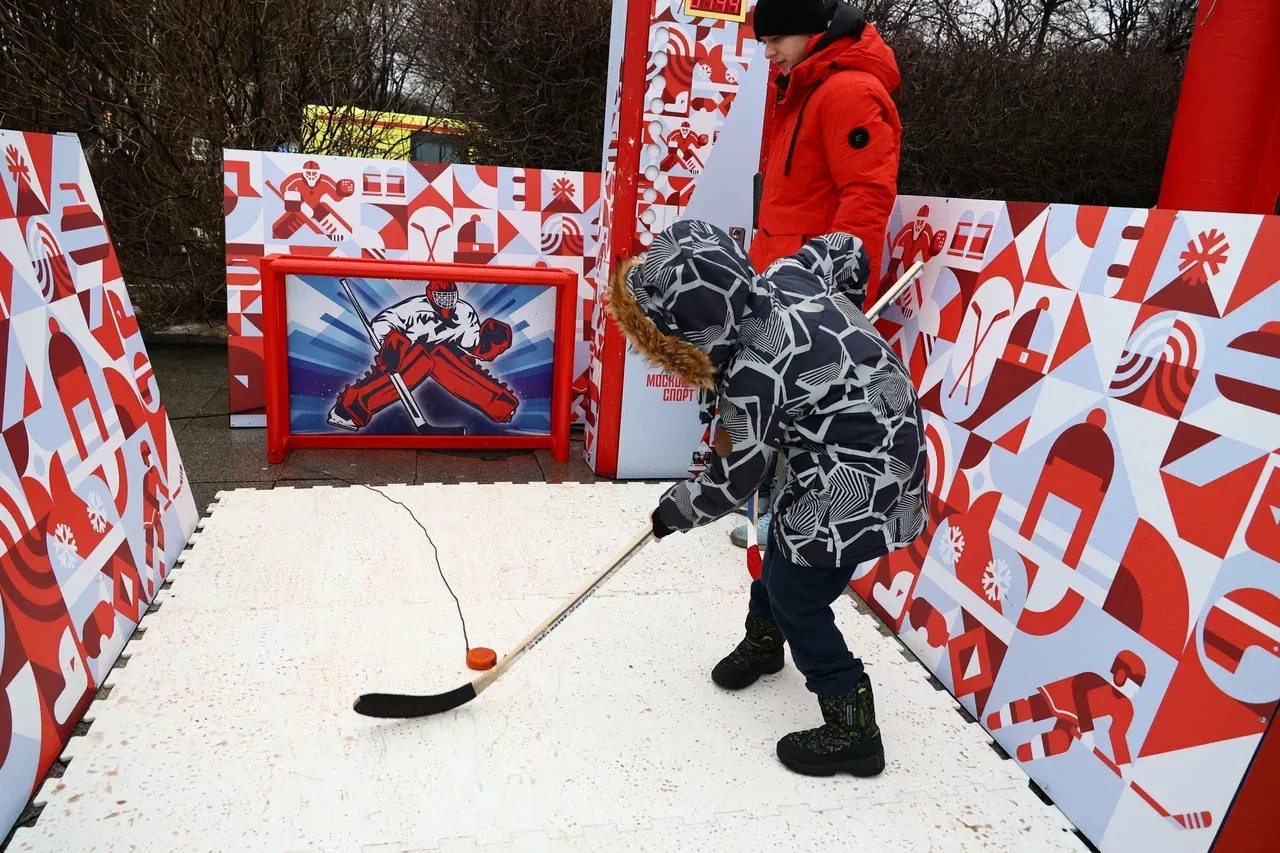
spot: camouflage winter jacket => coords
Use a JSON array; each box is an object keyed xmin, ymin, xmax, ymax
[{"xmin": 608, "ymin": 220, "xmax": 927, "ymax": 569}]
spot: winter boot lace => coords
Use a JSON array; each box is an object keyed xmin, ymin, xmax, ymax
[
  {"xmin": 712, "ymin": 614, "xmax": 786, "ymax": 689},
  {"xmin": 776, "ymin": 673, "xmax": 885, "ymax": 777}
]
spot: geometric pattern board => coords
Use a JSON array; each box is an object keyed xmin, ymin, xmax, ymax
[
  {"xmin": 284, "ymin": 274, "xmax": 558, "ymax": 436},
  {"xmin": 0, "ymin": 130, "xmax": 199, "ymax": 839},
  {"xmin": 11, "ymin": 483, "xmax": 1083, "ymax": 852},
  {"xmin": 584, "ymin": 0, "xmax": 760, "ymax": 468},
  {"xmin": 855, "ymin": 194, "xmax": 1280, "ymax": 853},
  {"xmin": 224, "ymin": 150, "xmax": 601, "ymax": 426}
]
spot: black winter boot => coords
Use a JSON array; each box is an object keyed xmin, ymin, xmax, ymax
[
  {"xmin": 711, "ymin": 614, "xmax": 786, "ymax": 689},
  {"xmin": 776, "ymin": 673, "xmax": 885, "ymax": 777}
]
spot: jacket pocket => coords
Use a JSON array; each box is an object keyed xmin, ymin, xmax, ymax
[{"xmin": 757, "ymin": 225, "xmax": 812, "ymax": 250}]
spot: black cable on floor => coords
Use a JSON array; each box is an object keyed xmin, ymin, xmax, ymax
[{"xmin": 292, "ymin": 463, "xmax": 471, "ymax": 653}]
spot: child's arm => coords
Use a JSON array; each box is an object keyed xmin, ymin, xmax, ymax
[
  {"xmin": 786, "ymin": 234, "xmax": 871, "ymax": 310},
  {"xmin": 651, "ymin": 359, "xmax": 789, "ymax": 536}
]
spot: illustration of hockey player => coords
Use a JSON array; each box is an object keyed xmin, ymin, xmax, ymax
[
  {"xmin": 986, "ymin": 650, "xmax": 1214, "ymax": 830},
  {"xmin": 269, "ymin": 160, "xmax": 356, "ymax": 241},
  {"xmin": 985, "ymin": 650, "xmax": 1145, "ymax": 765},
  {"xmin": 328, "ymin": 280, "xmax": 520, "ymax": 432},
  {"xmin": 140, "ymin": 441, "xmax": 171, "ymax": 578},
  {"xmin": 882, "ymin": 205, "xmax": 947, "ymax": 302},
  {"xmin": 661, "ymin": 122, "xmax": 710, "ymax": 174}
]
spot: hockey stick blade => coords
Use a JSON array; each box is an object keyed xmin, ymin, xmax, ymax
[
  {"xmin": 353, "ymin": 524, "xmax": 653, "ymax": 719},
  {"xmin": 354, "ymin": 683, "xmax": 477, "ymax": 718}
]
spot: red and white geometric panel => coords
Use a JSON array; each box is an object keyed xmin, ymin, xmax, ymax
[
  {"xmin": 224, "ymin": 151, "xmax": 601, "ymax": 427},
  {"xmin": 0, "ymin": 129, "xmax": 199, "ymax": 838},
  {"xmin": 583, "ymin": 0, "xmax": 761, "ymax": 475},
  {"xmin": 861, "ymin": 195, "xmax": 1280, "ymax": 853}
]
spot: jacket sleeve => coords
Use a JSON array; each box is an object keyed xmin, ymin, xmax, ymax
[
  {"xmin": 654, "ymin": 354, "xmax": 791, "ymax": 533},
  {"xmin": 820, "ymin": 74, "xmax": 899, "ymax": 298}
]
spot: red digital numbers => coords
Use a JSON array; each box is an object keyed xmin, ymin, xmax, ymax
[{"xmin": 685, "ymin": 0, "xmax": 745, "ymax": 20}]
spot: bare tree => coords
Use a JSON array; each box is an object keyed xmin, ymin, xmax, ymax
[
  {"xmin": 0, "ymin": 0, "xmax": 1193, "ymax": 328},
  {"xmin": 0, "ymin": 0, "xmax": 434, "ymax": 327},
  {"xmin": 406, "ymin": 0, "xmax": 612, "ymax": 172}
]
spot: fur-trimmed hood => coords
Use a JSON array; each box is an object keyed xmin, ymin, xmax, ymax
[
  {"xmin": 607, "ymin": 221, "xmax": 867, "ymax": 390},
  {"xmin": 630, "ymin": 220, "xmax": 926, "ymax": 571}
]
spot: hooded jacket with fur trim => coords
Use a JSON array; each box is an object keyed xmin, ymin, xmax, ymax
[{"xmin": 609, "ymin": 220, "xmax": 927, "ymax": 569}]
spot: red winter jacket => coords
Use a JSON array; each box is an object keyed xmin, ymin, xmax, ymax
[{"xmin": 748, "ymin": 16, "xmax": 902, "ymax": 304}]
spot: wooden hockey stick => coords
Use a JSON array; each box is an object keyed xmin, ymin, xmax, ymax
[
  {"xmin": 353, "ymin": 523, "xmax": 655, "ymax": 718},
  {"xmin": 866, "ymin": 259, "xmax": 925, "ymax": 320}
]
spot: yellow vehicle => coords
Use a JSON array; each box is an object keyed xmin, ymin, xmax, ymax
[{"xmin": 301, "ymin": 105, "xmax": 473, "ymax": 163}]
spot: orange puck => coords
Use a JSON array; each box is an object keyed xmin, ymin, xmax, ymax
[{"xmin": 466, "ymin": 647, "xmax": 497, "ymax": 670}]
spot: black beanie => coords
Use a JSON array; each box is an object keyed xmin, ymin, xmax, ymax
[{"xmin": 753, "ymin": 0, "xmax": 832, "ymax": 37}]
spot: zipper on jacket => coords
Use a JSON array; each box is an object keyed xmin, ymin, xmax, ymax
[{"xmin": 783, "ymin": 88, "xmax": 820, "ymax": 176}]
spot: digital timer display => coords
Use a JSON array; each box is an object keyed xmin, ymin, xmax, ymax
[{"xmin": 682, "ymin": 0, "xmax": 748, "ymax": 23}]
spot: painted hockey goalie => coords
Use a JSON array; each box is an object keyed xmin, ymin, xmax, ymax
[
  {"xmin": 327, "ymin": 281, "xmax": 520, "ymax": 432},
  {"xmin": 271, "ymin": 160, "xmax": 356, "ymax": 242}
]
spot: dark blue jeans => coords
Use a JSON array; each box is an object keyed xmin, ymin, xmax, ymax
[{"xmin": 748, "ymin": 539, "xmax": 865, "ymax": 696}]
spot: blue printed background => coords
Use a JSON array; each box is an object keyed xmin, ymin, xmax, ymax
[{"xmin": 284, "ymin": 274, "xmax": 558, "ymax": 435}]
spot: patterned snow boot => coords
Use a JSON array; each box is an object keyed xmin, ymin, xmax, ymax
[
  {"xmin": 712, "ymin": 614, "xmax": 786, "ymax": 689},
  {"xmin": 776, "ymin": 673, "xmax": 885, "ymax": 777}
]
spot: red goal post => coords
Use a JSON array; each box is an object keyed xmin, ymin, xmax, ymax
[{"xmin": 261, "ymin": 255, "xmax": 577, "ymax": 464}]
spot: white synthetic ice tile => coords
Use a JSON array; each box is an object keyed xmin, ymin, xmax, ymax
[{"xmin": 12, "ymin": 483, "xmax": 1083, "ymax": 853}]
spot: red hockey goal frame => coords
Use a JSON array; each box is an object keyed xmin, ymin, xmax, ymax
[{"xmin": 261, "ymin": 255, "xmax": 577, "ymax": 464}]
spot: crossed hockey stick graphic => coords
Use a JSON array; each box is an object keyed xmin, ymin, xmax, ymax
[
  {"xmin": 412, "ymin": 221, "xmax": 451, "ymax": 263},
  {"xmin": 948, "ymin": 301, "xmax": 1012, "ymax": 405}
]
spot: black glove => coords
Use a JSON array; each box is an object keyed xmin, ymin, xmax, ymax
[{"xmin": 650, "ymin": 508, "xmax": 674, "ymax": 540}]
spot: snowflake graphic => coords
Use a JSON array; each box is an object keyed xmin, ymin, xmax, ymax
[
  {"xmin": 983, "ymin": 558, "xmax": 1011, "ymax": 602},
  {"xmin": 52, "ymin": 523, "xmax": 79, "ymax": 569},
  {"xmin": 87, "ymin": 493, "xmax": 109, "ymax": 533},
  {"xmin": 551, "ymin": 177, "xmax": 576, "ymax": 202},
  {"xmin": 939, "ymin": 524, "xmax": 965, "ymax": 566},
  {"xmin": 5, "ymin": 145, "xmax": 30, "ymax": 182},
  {"xmin": 1178, "ymin": 229, "xmax": 1230, "ymax": 287}
]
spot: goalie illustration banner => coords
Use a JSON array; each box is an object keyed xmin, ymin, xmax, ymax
[
  {"xmin": 223, "ymin": 150, "xmax": 600, "ymax": 428},
  {"xmin": 261, "ymin": 256, "xmax": 576, "ymax": 463},
  {"xmin": 858, "ymin": 195, "xmax": 1280, "ymax": 853},
  {"xmin": 282, "ymin": 274, "xmax": 557, "ymax": 437}
]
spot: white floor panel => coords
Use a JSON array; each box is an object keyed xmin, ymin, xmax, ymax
[{"xmin": 11, "ymin": 483, "xmax": 1084, "ymax": 853}]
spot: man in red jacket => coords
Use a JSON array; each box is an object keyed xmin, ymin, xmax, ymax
[
  {"xmin": 749, "ymin": 0, "xmax": 902, "ymax": 301},
  {"xmin": 731, "ymin": 0, "xmax": 903, "ymax": 552}
]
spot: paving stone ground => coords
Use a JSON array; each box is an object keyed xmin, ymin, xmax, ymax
[{"xmin": 152, "ymin": 343, "xmax": 609, "ymax": 515}]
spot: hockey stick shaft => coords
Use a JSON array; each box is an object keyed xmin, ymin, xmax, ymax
[
  {"xmin": 866, "ymin": 260, "xmax": 925, "ymax": 320},
  {"xmin": 338, "ymin": 277, "xmax": 429, "ymax": 428},
  {"xmin": 354, "ymin": 523, "xmax": 654, "ymax": 718},
  {"xmin": 471, "ymin": 523, "xmax": 654, "ymax": 695},
  {"xmin": 338, "ymin": 276, "xmax": 382, "ymax": 350}
]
